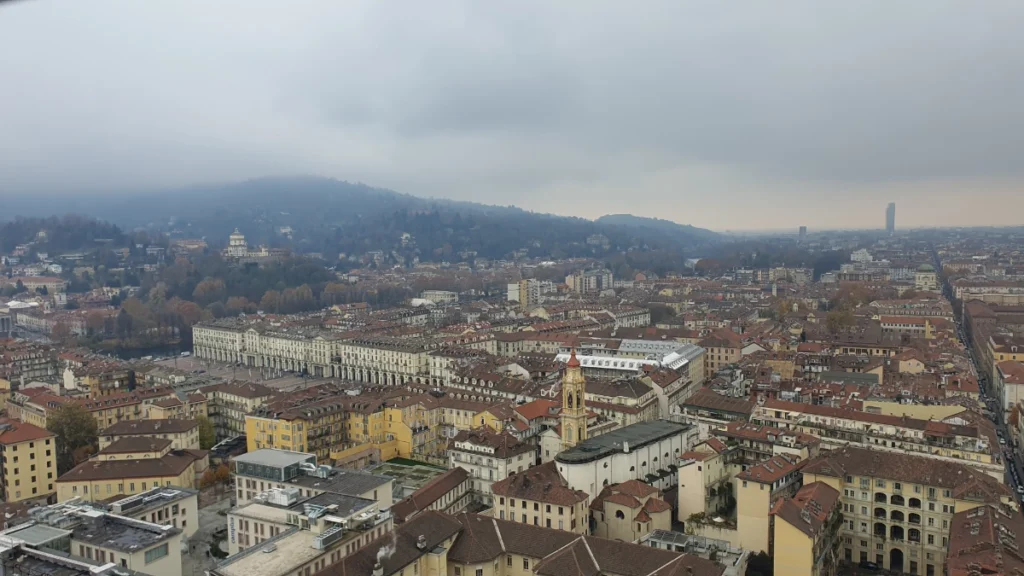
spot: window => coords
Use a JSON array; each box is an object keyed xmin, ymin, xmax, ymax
[
  {"xmin": 523, "ymin": 559, "xmax": 530, "ymax": 570},
  {"xmin": 475, "ymin": 570, "xmax": 483, "ymax": 576},
  {"xmin": 145, "ymin": 543, "xmax": 169, "ymax": 564},
  {"xmin": 507, "ymin": 557, "xmax": 512, "ymax": 567}
]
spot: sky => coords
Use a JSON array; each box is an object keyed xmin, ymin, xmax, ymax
[{"xmin": 2, "ymin": 0, "xmax": 1023, "ymax": 231}]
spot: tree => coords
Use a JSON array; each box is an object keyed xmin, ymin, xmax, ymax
[
  {"xmin": 648, "ymin": 304, "xmax": 676, "ymax": 325},
  {"xmin": 826, "ymin": 309, "xmax": 855, "ymax": 333},
  {"xmin": 35, "ymin": 285, "xmax": 48, "ymax": 295},
  {"xmin": 51, "ymin": 321, "xmax": 73, "ymax": 343},
  {"xmin": 85, "ymin": 311, "xmax": 106, "ymax": 336},
  {"xmin": 260, "ymin": 289, "xmax": 281, "ymax": 313},
  {"xmin": 215, "ymin": 464, "xmax": 230, "ymax": 484},
  {"xmin": 199, "ymin": 468, "xmax": 217, "ymax": 489},
  {"xmin": 745, "ymin": 551, "xmax": 773, "ymax": 576},
  {"xmin": 197, "ymin": 416, "xmax": 216, "ymax": 450},
  {"xmin": 116, "ymin": 308, "xmax": 133, "ymax": 339},
  {"xmin": 47, "ymin": 404, "xmax": 98, "ymax": 474}
]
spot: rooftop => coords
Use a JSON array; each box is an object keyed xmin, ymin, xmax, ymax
[
  {"xmin": 234, "ymin": 448, "xmax": 316, "ymax": 469},
  {"xmin": 556, "ymin": 420, "xmax": 691, "ymax": 465},
  {"xmin": 101, "ymin": 418, "xmax": 197, "ymax": 436}
]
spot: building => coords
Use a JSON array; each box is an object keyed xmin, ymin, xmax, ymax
[
  {"xmin": 734, "ymin": 453, "xmax": 806, "ymax": 554},
  {"xmin": 99, "ymin": 418, "xmax": 200, "ymax": 451},
  {"xmin": 105, "ymin": 487, "xmax": 200, "ymax": 539},
  {"xmin": 490, "ymin": 461, "xmax": 589, "ymax": 533},
  {"xmin": 201, "ymin": 381, "xmax": 275, "ymax": 440},
  {"xmin": 319, "ymin": 510, "xmax": 725, "ymax": 576},
  {"xmin": 231, "ymin": 448, "xmax": 393, "ymax": 509},
  {"xmin": 391, "ymin": 467, "xmax": 472, "ymax": 524},
  {"xmin": 677, "ymin": 439, "xmax": 734, "ymax": 521},
  {"xmin": 421, "ymin": 290, "xmax": 458, "ymax": 304},
  {"xmin": 945, "ymin": 504, "xmax": 1024, "ymax": 576},
  {"xmin": 1, "ymin": 500, "xmax": 183, "ymax": 576},
  {"xmin": 679, "ymin": 388, "xmax": 757, "ymax": 441},
  {"xmin": 770, "ymin": 481, "xmax": 842, "ymax": 576},
  {"xmin": 590, "ymin": 479, "xmax": 672, "ymax": 542},
  {"xmin": 448, "ymin": 428, "xmax": 536, "ymax": 505},
  {"xmin": 800, "ymin": 445, "xmax": 1017, "ymax": 575},
  {"xmin": 799, "ymin": 226, "xmax": 807, "ymax": 243},
  {"xmin": 555, "ymin": 419, "xmax": 696, "ymax": 498},
  {"xmin": 55, "ymin": 448, "xmax": 206, "ymax": 502},
  {"xmin": 886, "ymin": 202, "xmax": 896, "ymax": 235},
  {"xmin": 224, "ymin": 488, "xmax": 388, "ymax": 562},
  {"xmin": 0, "ymin": 418, "xmax": 56, "ymax": 502},
  {"xmin": 560, "ymin": 350, "xmax": 588, "ymax": 450},
  {"xmin": 148, "ymin": 393, "xmax": 208, "ymax": 420},
  {"xmin": 699, "ymin": 331, "xmax": 743, "ymax": 378},
  {"xmin": 914, "ymin": 264, "xmax": 938, "ymax": 292}
]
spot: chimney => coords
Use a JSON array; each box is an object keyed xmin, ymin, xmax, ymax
[
  {"xmin": 372, "ymin": 563, "xmax": 384, "ymax": 576},
  {"xmin": 622, "ymin": 441, "xmax": 630, "ymax": 454},
  {"xmin": 416, "ymin": 534, "xmax": 427, "ymax": 550}
]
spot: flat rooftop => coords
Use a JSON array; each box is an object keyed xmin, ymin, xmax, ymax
[
  {"xmin": 556, "ymin": 420, "xmax": 691, "ymax": 464},
  {"xmin": 71, "ymin": 515, "xmax": 180, "ymax": 552},
  {"xmin": 286, "ymin": 468, "xmax": 391, "ymax": 496},
  {"xmin": 367, "ymin": 461, "xmax": 445, "ymax": 496},
  {"xmin": 107, "ymin": 487, "xmax": 197, "ymax": 516},
  {"xmin": 234, "ymin": 449, "xmax": 315, "ymax": 468},
  {"xmin": 1, "ymin": 546, "xmax": 147, "ymax": 576},
  {"xmin": 215, "ymin": 521, "xmax": 378, "ymax": 576},
  {"xmin": 3, "ymin": 522, "xmax": 72, "ymax": 547}
]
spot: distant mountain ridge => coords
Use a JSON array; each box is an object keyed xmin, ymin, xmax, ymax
[{"xmin": 1, "ymin": 176, "xmax": 720, "ymax": 263}]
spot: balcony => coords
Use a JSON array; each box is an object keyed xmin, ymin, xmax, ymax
[{"xmin": 908, "ymin": 498, "xmax": 922, "ymax": 509}]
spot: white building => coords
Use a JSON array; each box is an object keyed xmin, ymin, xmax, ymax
[
  {"xmin": 448, "ymin": 428, "xmax": 536, "ymax": 505},
  {"xmin": 420, "ymin": 290, "xmax": 458, "ymax": 304},
  {"xmin": 554, "ymin": 419, "xmax": 696, "ymax": 499}
]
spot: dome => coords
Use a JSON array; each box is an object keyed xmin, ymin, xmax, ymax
[{"xmin": 917, "ymin": 263, "xmax": 935, "ymax": 272}]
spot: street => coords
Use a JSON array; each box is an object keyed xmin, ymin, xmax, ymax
[
  {"xmin": 154, "ymin": 355, "xmax": 324, "ymax": 392},
  {"xmin": 182, "ymin": 496, "xmax": 233, "ymax": 576}
]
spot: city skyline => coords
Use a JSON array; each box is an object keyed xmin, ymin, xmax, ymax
[{"xmin": 2, "ymin": 1, "xmax": 1024, "ymax": 230}]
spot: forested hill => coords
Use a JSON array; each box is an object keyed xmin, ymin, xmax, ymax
[{"xmin": 1, "ymin": 177, "xmax": 721, "ymax": 263}]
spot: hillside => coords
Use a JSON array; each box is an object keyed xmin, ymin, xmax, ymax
[{"xmin": 2, "ymin": 177, "xmax": 721, "ymax": 264}]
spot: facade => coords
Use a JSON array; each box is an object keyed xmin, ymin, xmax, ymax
[
  {"xmin": 106, "ymin": 487, "xmax": 200, "ymax": 539},
  {"xmin": 148, "ymin": 393, "xmax": 208, "ymax": 420},
  {"xmin": 200, "ymin": 381, "xmax": 275, "ymax": 439},
  {"xmin": 0, "ymin": 418, "xmax": 56, "ymax": 502},
  {"xmin": 391, "ymin": 467, "xmax": 472, "ymax": 524},
  {"xmin": 421, "ymin": 290, "xmax": 458, "ymax": 304},
  {"xmin": 886, "ymin": 202, "xmax": 896, "ymax": 235},
  {"xmin": 555, "ymin": 419, "xmax": 696, "ymax": 498},
  {"xmin": 448, "ymin": 428, "xmax": 536, "ymax": 505},
  {"xmin": 770, "ymin": 482, "xmax": 842, "ymax": 576},
  {"xmin": 734, "ymin": 453, "xmax": 806, "ymax": 554},
  {"xmin": 677, "ymin": 439, "xmax": 735, "ymax": 521},
  {"xmin": 590, "ymin": 480, "xmax": 672, "ymax": 542},
  {"xmin": 490, "ymin": 461, "xmax": 589, "ymax": 534},
  {"xmin": 800, "ymin": 446, "xmax": 1017, "ymax": 575},
  {"xmin": 99, "ymin": 418, "xmax": 200, "ymax": 451},
  {"xmin": 55, "ymin": 449, "xmax": 205, "ymax": 502},
  {"xmin": 560, "ymin": 351, "xmax": 588, "ymax": 450}
]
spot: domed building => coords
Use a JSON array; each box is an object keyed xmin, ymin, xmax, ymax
[{"xmin": 915, "ymin": 263, "xmax": 937, "ymax": 291}]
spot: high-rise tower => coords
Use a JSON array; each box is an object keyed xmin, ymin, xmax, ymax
[
  {"xmin": 886, "ymin": 203, "xmax": 896, "ymax": 235},
  {"xmin": 560, "ymin": 350, "xmax": 588, "ymax": 450}
]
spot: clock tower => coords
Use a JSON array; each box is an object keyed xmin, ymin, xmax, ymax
[{"xmin": 560, "ymin": 349, "xmax": 588, "ymax": 450}]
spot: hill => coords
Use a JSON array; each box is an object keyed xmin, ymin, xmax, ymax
[{"xmin": 2, "ymin": 177, "xmax": 720, "ymax": 264}]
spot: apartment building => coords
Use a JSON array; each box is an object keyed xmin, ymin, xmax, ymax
[
  {"xmin": 105, "ymin": 487, "xmax": 199, "ymax": 539},
  {"xmin": 148, "ymin": 392, "xmax": 208, "ymax": 420},
  {"xmin": 1, "ymin": 502, "xmax": 182, "ymax": 576},
  {"xmin": 448, "ymin": 427, "xmax": 536, "ymax": 505},
  {"xmin": 770, "ymin": 482, "xmax": 842, "ymax": 576},
  {"xmin": 55, "ymin": 448, "xmax": 206, "ymax": 502},
  {"xmin": 200, "ymin": 381, "xmax": 275, "ymax": 440},
  {"xmin": 752, "ymin": 399, "xmax": 1000, "ymax": 477},
  {"xmin": 490, "ymin": 461, "xmax": 589, "ymax": 534},
  {"xmin": 391, "ymin": 467, "xmax": 472, "ymax": 524},
  {"xmin": 700, "ymin": 330, "xmax": 743, "ymax": 377},
  {"xmin": 0, "ymin": 418, "xmax": 56, "ymax": 502},
  {"xmin": 800, "ymin": 446, "xmax": 1016, "ymax": 575},
  {"xmin": 735, "ymin": 453, "xmax": 806, "ymax": 554},
  {"xmin": 327, "ymin": 511, "xmax": 724, "ymax": 576},
  {"xmin": 677, "ymin": 439, "xmax": 735, "ymax": 521},
  {"xmin": 99, "ymin": 418, "xmax": 200, "ymax": 451}
]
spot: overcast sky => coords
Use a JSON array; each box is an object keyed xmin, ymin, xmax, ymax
[{"xmin": 2, "ymin": 0, "xmax": 1023, "ymax": 231}]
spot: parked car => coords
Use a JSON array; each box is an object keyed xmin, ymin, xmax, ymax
[{"xmin": 858, "ymin": 561, "xmax": 881, "ymax": 572}]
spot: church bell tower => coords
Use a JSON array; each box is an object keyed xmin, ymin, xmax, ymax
[{"xmin": 561, "ymin": 349, "xmax": 588, "ymax": 450}]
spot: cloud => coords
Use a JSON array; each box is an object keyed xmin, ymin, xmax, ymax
[{"xmin": 1, "ymin": 0, "xmax": 1023, "ymax": 229}]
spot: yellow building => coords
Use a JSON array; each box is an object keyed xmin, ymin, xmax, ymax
[
  {"xmin": 560, "ymin": 350, "xmax": 588, "ymax": 450},
  {"xmin": 735, "ymin": 453, "xmax": 806, "ymax": 554},
  {"xmin": 55, "ymin": 449, "xmax": 205, "ymax": 502},
  {"xmin": 770, "ymin": 481, "xmax": 842, "ymax": 576},
  {"xmin": 677, "ymin": 439, "xmax": 735, "ymax": 521},
  {"xmin": 490, "ymin": 462, "xmax": 589, "ymax": 534},
  {"xmin": 99, "ymin": 419, "xmax": 200, "ymax": 451},
  {"xmin": 0, "ymin": 418, "xmax": 56, "ymax": 502},
  {"xmin": 200, "ymin": 381, "xmax": 275, "ymax": 440},
  {"xmin": 591, "ymin": 480, "xmax": 673, "ymax": 542},
  {"xmin": 800, "ymin": 445, "xmax": 1017, "ymax": 575}
]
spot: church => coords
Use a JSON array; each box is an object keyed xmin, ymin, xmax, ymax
[{"xmin": 549, "ymin": 350, "xmax": 697, "ymax": 499}]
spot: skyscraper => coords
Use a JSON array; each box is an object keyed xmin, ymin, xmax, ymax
[
  {"xmin": 886, "ymin": 203, "xmax": 896, "ymax": 235},
  {"xmin": 798, "ymin": 226, "xmax": 807, "ymax": 242}
]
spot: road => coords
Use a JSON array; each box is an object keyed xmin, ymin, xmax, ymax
[
  {"xmin": 182, "ymin": 496, "xmax": 233, "ymax": 576},
  {"xmin": 154, "ymin": 356, "xmax": 326, "ymax": 392}
]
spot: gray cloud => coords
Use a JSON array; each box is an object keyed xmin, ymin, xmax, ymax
[{"xmin": 2, "ymin": 0, "xmax": 1023, "ymax": 229}]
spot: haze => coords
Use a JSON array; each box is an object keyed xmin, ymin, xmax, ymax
[{"xmin": 2, "ymin": 0, "xmax": 1023, "ymax": 231}]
